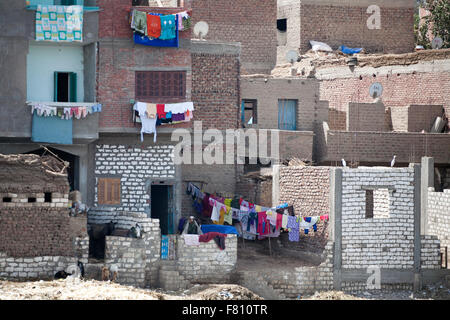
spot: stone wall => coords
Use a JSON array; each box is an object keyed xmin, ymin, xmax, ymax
[
  {"xmin": 0, "ymin": 237, "xmax": 89, "ymax": 280},
  {"xmin": 427, "ymin": 188, "xmax": 450, "ymax": 259},
  {"xmin": 94, "ymin": 144, "xmax": 175, "ymax": 213},
  {"xmin": 341, "ymin": 167, "xmax": 415, "ymax": 269},
  {"xmin": 177, "ymin": 234, "xmax": 238, "ymax": 284}
]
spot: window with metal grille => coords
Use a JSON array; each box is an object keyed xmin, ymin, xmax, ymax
[
  {"xmin": 135, "ymin": 71, "xmax": 186, "ymax": 102},
  {"xmin": 97, "ymin": 178, "xmax": 121, "ymax": 205}
]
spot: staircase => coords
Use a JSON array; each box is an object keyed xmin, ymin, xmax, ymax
[
  {"xmin": 158, "ymin": 260, "xmax": 190, "ymax": 292},
  {"xmin": 234, "ymin": 270, "xmax": 288, "ymax": 300}
]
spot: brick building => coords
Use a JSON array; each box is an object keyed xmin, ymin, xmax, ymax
[{"xmin": 277, "ymin": 0, "xmax": 416, "ymax": 62}]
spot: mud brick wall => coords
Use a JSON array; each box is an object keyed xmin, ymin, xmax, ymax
[
  {"xmin": 298, "ymin": 0, "xmax": 415, "ymax": 54},
  {"xmin": 341, "ymin": 167, "xmax": 415, "ymax": 269},
  {"xmin": 176, "ymin": 234, "xmax": 237, "ymax": 284},
  {"xmin": 427, "ymin": 188, "xmax": 450, "ymax": 259},
  {"xmin": 346, "ymin": 102, "xmax": 387, "ymax": 132},
  {"xmin": 278, "ymin": 166, "xmax": 330, "ymax": 253},
  {"xmin": 407, "ymin": 105, "xmax": 445, "ymax": 133},
  {"xmin": 0, "ymin": 205, "xmax": 87, "ymax": 258},
  {"xmin": 94, "ymin": 144, "xmax": 175, "ymax": 213},
  {"xmin": 191, "ymin": 50, "xmax": 240, "ymax": 130},
  {"xmin": 189, "ymin": 0, "xmax": 277, "ymax": 74}
]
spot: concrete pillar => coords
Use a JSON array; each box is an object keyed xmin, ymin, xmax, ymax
[
  {"xmin": 330, "ymin": 167, "xmax": 343, "ymax": 290},
  {"xmin": 420, "ymin": 157, "xmax": 434, "ymax": 236},
  {"xmin": 413, "ymin": 163, "xmax": 422, "ymax": 291},
  {"xmin": 272, "ymin": 164, "xmax": 280, "ymax": 206}
]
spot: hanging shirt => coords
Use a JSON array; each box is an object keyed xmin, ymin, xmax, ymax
[
  {"xmin": 282, "ymin": 214, "xmax": 289, "ymax": 229},
  {"xmin": 146, "ymin": 14, "xmax": 161, "ymax": 38},
  {"xmin": 257, "ymin": 212, "xmax": 270, "ymax": 236},
  {"xmin": 146, "ymin": 103, "xmax": 157, "ymax": 119},
  {"xmin": 159, "ymin": 14, "xmax": 176, "ymax": 40},
  {"xmin": 224, "ymin": 206, "xmax": 233, "ymax": 225},
  {"xmin": 134, "ymin": 102, "xmax": 157, "ymax": 142},
  {"xmin": 157, "ymin": 104, "xmax": 166, "ymax": 119},
  {"xmin": 286, "ymin": 216, "xmax": 300, "ymax": 242}
]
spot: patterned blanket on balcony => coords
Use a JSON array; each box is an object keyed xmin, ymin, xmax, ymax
[{"xmin": 35, "ymin": 5, "xmax": 83, "ymax": 42}]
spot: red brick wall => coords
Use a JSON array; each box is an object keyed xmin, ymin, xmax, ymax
[
  {"xmin": 189, "ymin": 0, "xmax": 277, "ymax": 74},
  {"xmin": 321, "ymin": 71, "xmax": 450, "ymax": 131},
  {"xmin": 0, "ymin": 207, "xmax": 82, "ymax": 257},
  {"xmin": 347, "ymin": 102, "xmax": 387, "ymax": 132},
  {"xmin": 97, "ymin": 0, "xmax": 192, "ymax": 129},
  {"xmin": 191, "ymin": 52, "xmax": 240, "ymax": 130},
  {"xmin": 299, "ymin": 2, "xmax": 415, "ymax": 54}
]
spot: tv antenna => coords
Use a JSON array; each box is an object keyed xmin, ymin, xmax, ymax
[{"xmin": 193, "ymin": 21, "xmax": 209, "ymax": 40}]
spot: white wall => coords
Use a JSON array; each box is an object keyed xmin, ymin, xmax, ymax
[{"xmin": 27, "ymin": 44, "xmax": 84, "ymax": 102}]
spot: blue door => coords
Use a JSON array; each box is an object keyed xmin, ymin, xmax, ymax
[{"xmin": 278, "ymin": 99, "xmax": 297, "ymax": 130}]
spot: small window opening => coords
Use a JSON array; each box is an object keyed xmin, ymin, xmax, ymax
[
  {"xmin": 28, "ymin": 197, "xmax": 37, "ymax": 203},
  {"xmin": 366, "ymin": 188, "xmax": 390, "ymax": 219},
  {"xmin": 2, "ymin": 197, "xmax": 12, "ymax": 203},
  {"xmin": 44, "ymin": 192, "xmax": 52, "ymax": 203},
  {"xmin": 277, "ymin": 19, "xmax": 287, "ymax": 32}
]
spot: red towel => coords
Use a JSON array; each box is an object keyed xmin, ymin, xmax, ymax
[
  {"xmin": 156, "ymin": 104, "xmax": 166, "ymax": 119},
  {"xmin": 146, "ymin": 14, "xmax": 161, "ymax": 38}
]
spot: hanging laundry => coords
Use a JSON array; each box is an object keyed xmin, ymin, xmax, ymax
[
  {"xmin": 257, "ymin": 212, "xmax": 270, "ymax": 236},
  {"xmin": 146, "ymin": 103, "xmax": 157, "ymax": 119},
  {"xmin": 224, "ymin": 206, "xmax": 233, "ymax": 225},
  {"xmin": 133, "ymin": 10, "xmax": 148, "ymax": 35},
  {"xmin": 181, "ymin": 11, "xmax": 192, "ymax": 30},
  {"xmin": 159, "ymin": 14, "xmax": 176, "ymax": 40},
  {"xmin": 133, "ymin": 102, "xmax": 157, "ymax": 142},
  {"xmin": 146, "ymin": 13, "xmax": 161, "ymax": 38},
  {"xmin": 286, "ymin": 216, "xmax": 300, "ymax": 242},
  {"xmin": 157, "ymin": 104, "xmax": 166, "ymax": 119},
  {"xmin": 182, "ymin": 234, "xmax": 200, "ymax": 246}
]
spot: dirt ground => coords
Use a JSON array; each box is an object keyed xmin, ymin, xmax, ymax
[{"xmin": 0, "ymin": 278, "xmax": 449, "ymax": 300}]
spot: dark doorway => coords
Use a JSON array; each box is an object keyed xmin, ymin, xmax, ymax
[
  {"xmin": 151, "ymin": 184, "xmax": 174, "ymax": 235},
  {"xmin": 26, "ymin": 147, "xmax": 79, "ymax": 192}
]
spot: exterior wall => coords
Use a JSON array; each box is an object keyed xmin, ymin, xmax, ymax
[
  {"xmin": 94, "ymin": 143, "xmax": 175, "ymax": 213},
  {"xmin": 408, "ymin": 105, "xmax": 445, "ymax": 133},
  {"xmin": 97, "ymin": 1, "xmax": 192, "ymax": 130},
  {"xmin": 427, "ymin": 188, "xmax": 450, "ymax": 258},
  {"xmin": 298, "ymin": 0, "xmax": 415, "ymax": 54},
  {"xmin": 0, "ymin": 240, "xmax": 89, "ymax": 280},
  {"xmin": 390, "ymin": 106, "xmax": 409, "ymax": 132},
  {"xmin": 319, "ymin": 61, "xmax": 450, "ymax": 132},
  {"xmin": 177, "ymin": 234, "xmax": 238, "ymax": 284},
  {"xmin": 278, "ymin": 166, "xmax": 330, "ymax": 253},
  {"xmin": 341, "ymin": 167, "xmax": 415, "ymax": 269},
  {"xmin": 277, "ymin": 0, "xmax": 301, "ymax": 64},
  {"xmin": 346, "ymin": 102, "xmax": 387, "ymax": 132},
  {"xmin": 27, "ymin": 45, "xmax": 85, "ymax": 102},
  {"xmin": 190, "ymin": 0, "xmax": 277, "ymax": 74},
  {"xmin": 191, "ymin": 41, "xmax": 240, "ymax": 130},
  {"xmin": 323, "ymin": 131, "xmax": 450, "ymax": 165},
  {"xmin": 421, "ymin": 235, "xmax": 441, "ymax": 270},
  {"xmin": 240, "ymin": 77, "xmax": 328, "ymax": 131},
  {"xmin": 89, "ymin": 208, "xmax": 162, "ymax": 287}
]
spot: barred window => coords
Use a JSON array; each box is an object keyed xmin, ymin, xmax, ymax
[
  {"xmin": 135, "ymin": 71, "xmax": 186, "ymax": 102},
  {"xmin": 97, "ymin": 178, "xmax": 121, "ymax": 205}
]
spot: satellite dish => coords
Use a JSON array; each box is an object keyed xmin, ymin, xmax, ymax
[
  {"xmin": 286, "ymin": 50, "xmax": 299, "ymax": 64},
  {"xmin": 432, "ymin": 37, "xmax": 443, "ymax": 50},
  {"xmin": 193, "ymin": 21, "xmax": 209, "ymax": 40},
  {"xmin": 369, "ymin": 82, "xmax": 383, "ymax": 99}
]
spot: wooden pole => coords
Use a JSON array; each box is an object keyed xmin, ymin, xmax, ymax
[{"xmin": 268, "ymin": 237, "xmax": 272, "ymax": 256}]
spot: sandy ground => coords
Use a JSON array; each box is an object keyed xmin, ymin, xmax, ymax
[{"xmin": 0, "ymin": 278, "xmax": 449, "ymax": 300}]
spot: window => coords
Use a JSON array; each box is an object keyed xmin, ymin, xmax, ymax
[
  {"xmin": 97, "ymin": 178, "xmax": 121, "ymax": 205},
  {"xmin": 365, "ymin": 188, "xmax": 390, "ymax": 219},
  {"xmin": 277, "ymin": 19, "xmax": 287, "ymax": 32},
  {"xmin": 54, "ymin": 72, "xmax": 77, "ymax": 102},
  {"xmin": 136, "ymin": 71, "xmax": 186, "ymax": 102},
  {"xmin": 2, "ymin": 197, "xmax": 12, "ymax": 203},
  {"xmin": 242, "ymin": 99, "xmax": 257, "ymax": 126},
  {"xmin": 132, "ymin": 0, "xmax": 149, "ymax": 5},
  {"xmin": 44, "ymin": 192, "xmax": 52, "ymax": 203},
  {"xmin": 277, "ymin": 19, "xmax": 287, "ymax": 46},
  {"xmin": 278, "ymin": 99, "xmax": 297, "ymax": 130}
]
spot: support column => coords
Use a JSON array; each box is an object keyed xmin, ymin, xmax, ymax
[
  {"xmin": 420, "ymin": 157, "xmax": 434, "ymax": 236},
  {"xmin": 330, "ymin": 167, "xmax": 343, "ymax": 290},
  {"xmin": 272, "ymin": 164, "xmax": 280, "ymax": 206},
  {"xmin": 413, "ymin": 163, "xmax": 422, "ymax": 292}
]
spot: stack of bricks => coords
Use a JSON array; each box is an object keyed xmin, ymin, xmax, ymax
[
  {"xmin": 94, "ymin": 144, "xmax": 175, "ymax": 212},
  {"xmin": 176, "ymin": 234, "xmax": 238, "ymax": 284},
  {"xmin": 341, "ymin": 167, "xmax": 415, "ymax": 269}
]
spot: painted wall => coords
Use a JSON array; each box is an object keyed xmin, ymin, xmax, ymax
[{"xmin": 27, "ymin": 44, "xmax": 84, "ymax": 102}]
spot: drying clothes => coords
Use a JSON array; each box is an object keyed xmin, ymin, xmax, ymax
[
  {"xmin": 255, "ymin": 205, "xmax": 262, "ymax": 212},
  {"xmin": 213, "ymin": 235, "xmax": 226, "ymax": 250},
  {"xmin": 92, "ymin": 103, "xmax": 102, "ymax": 112},
  {"xmin": 224, "ymin": 206, "xmax": 233, "ymax": 225},
  {"xmin": 230, "ymin": 207, "xmax": 240, "ymax": 220},
  {"xmin": 159, "ymin": 14, "xmax": 176, "ymax": 40},
  {"xmin": 201, "ymin": 224, "xmax": 239, "ymax": 235},
  {"xmin": 281, "ymin": 214, "xmax": 289, "ymax": 229},
  {"xmin": 146, "ymin": 14, "xmax": 161, "ymax": 38},
  {"xmin": 182, "ymin": 13, "xmax": 192, "ymax": 30},
  {"xmin": 286, "ymin": 216, "xmax": 300, "ymax": 242},
  {"xmin": 156, "ymin": 104, "xmax": 166, "ymax": 119},
  {"xmin": 300, "ymin": 216, "xmax": 320, "ymax": 233},
  {"xmin": 133, "ymin": 10, "xmax": 148, "ymax": 35},
  {"xmin": 202, "ymin": 193, "xmax": 212, "ymax": 218},
  {"xmin": 265, "ymin": 210, "xmax": 278, "ymax": 228},
  {"xmin": 134, "ymin": 102, "xmax": 157, "ymax": 142},
  {"xmin": 211, "ymin": 204, "xmax": 220, "ymax": 223},
  {"xmin": 246, "ymin": 211, "xmax": 258, "ymax": 233},
  {"xmin": 182, "ymin": 234, "xmax": 200, "ymax": 246},
  {"xmin": 320, "ymin": 214, "xmax": 329, "ymax": 221},
  {"xmin": 146, "ymin": 103, "xmax": 157, "ymax": 119},
  {"xmin": 171, "ymin": 113, "xmax": 186, "ymax": 122},
  {"xmin": 178, "ymin": 217, "xmax": 187, "ymax": 233},
  {"xmin": 199, "ymin": 232, "xmax": 227, "ymax": 243},
  {"xmin": 35, "ymin": 5, "xmax": 83, "ymax": 42},
  {"xmin": 257, "ymin": 212, "xmax": 270, "ymax": 236}
]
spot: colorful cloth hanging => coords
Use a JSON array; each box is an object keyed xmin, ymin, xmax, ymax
[{"xmin": 35, "ymin": 5, "xmax": 83, "ymax": 42}]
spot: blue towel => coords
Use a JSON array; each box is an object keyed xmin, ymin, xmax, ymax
[
  {"xmin": 159, "ymin": 14, "xmax": 176, "ymax": 40},
  {"xmin": 201, "ymin": 224, "xmax": 239, "ymax": 235}
]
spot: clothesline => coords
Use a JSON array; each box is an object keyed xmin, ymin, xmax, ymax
[
  {"xmin": 187, "ymin": 182, "xmax": 329, "ymax": 243},
  {"xmin": 29, "ymin": 102, "xmax": 102, "ymax": 120}
]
